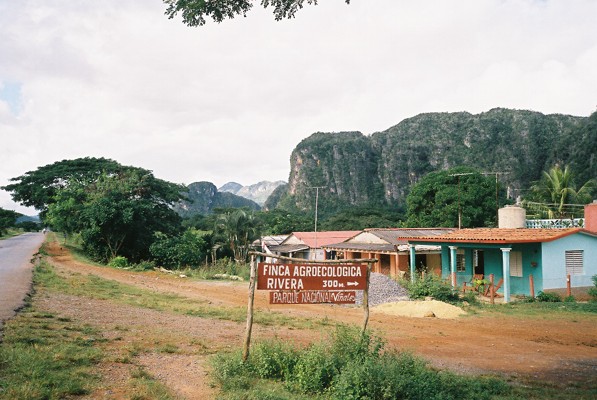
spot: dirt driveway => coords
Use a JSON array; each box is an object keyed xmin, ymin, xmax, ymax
[{"xmin": 37, "ymin": 240, "xmax": 597, "ymax": 398}]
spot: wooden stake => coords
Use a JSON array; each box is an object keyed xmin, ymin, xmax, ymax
[
  {"xmin": 490, "ymin": 273, "xmax": 495, "ymax": 305},
  {"xmin": 529, "ymin": 274, "xmax": 535, "ymax": 298},
  {"xmin": 566, "ymin": 274, "xmax": 571, "ymax": 297},
  {"xmin": 242, "ymin": 255, "xmax": 257, "ymax": 362},
  {"xmin": 362, "ymin": 263, "xmax": 371, "ymax": 335}
]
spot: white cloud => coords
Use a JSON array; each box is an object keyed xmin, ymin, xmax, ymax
[{"xmin": 1, "ymin": 0, "xmax": 596, "ymax": 214}]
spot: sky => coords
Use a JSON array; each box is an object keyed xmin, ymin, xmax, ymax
[{"xmin": 1, "ymin": 0, "xmax": 596, "ymax": 215}]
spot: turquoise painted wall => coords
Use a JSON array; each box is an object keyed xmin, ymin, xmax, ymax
[
  {"xmin": 438, "ymin": 243, "xmax": 542, "ymax": 296},
  {"xmin": 542, "ymin": 233, "xmax": 597, "ymax": 289}
]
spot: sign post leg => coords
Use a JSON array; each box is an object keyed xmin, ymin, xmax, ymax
[
  {"xmin": 242, "ymin": 255, "xmax": 257, "ymax": 361},
  {"xmin": 362, "ymin": 263, "xmax": 371, "ymax": 335}
]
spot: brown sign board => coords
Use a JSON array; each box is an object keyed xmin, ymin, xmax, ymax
[
  {"xmin": 257, "ymin": 263, "xmax": 367, "ymax": 291},
  {"xmin": 270, "ymin": 291, "xmax": 357, "ymax": 304}
]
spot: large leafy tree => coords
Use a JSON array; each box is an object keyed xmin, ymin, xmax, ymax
[
  {"xmin": 405, "ymin": 167, "xmax": 502, "ymax": 228},
  {"xmin": 53, "ymin": 169, "xmax": 183, "ymax": 262},
  {"xmin": 525, "ymin": 165, "xmax": 594, "ymax": 219},
  {"xmin": 164, "ymin": 0, "xmax": 350, "ymax": 26},
  {"xmin": 7, "ymin": 158, "xmax": 185, "ymax": 262},
  {"xmin": 2, "ymin": 157, "xmax": 124, "ymax": 218}
]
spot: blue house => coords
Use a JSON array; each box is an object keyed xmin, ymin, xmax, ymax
[{"xmin": 406, "ymin": 227, "xmax": 597, "ymax": 302}]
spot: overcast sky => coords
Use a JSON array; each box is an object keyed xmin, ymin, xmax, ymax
[{"xmin": 1, "ymin": 0, "xmax": 596, "ymax": 215}]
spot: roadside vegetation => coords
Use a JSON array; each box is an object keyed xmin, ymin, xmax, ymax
[
  {"xmin": 2, "ymin": 236, "xmax": 596, "ymax": 398},
  {"xmin": 211, "ymin": 326, "xmax": 510, "ymax": 400},
  {"xmin": 0, "ymin": 306, "xmax": 103, "ymax": 399}
]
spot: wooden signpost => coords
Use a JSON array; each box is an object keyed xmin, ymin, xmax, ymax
[{"xmin": 242, "ymin": 252, "xmax": 376, "ymax": 361}]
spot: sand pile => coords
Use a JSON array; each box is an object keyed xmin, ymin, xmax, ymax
[{"xmin": 373, "ymin": 300, "xmax": 466, "ymax": 319}]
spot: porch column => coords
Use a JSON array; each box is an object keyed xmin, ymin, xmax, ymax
[
  {"xmin": 500, "ymin": 247, "xmax": 511, "ymax": 303},
  {"xmin": 449, "ymin": 246, "xmax": 457, "ymax": 287},
  {"xmin": 409, "ymin": 245, "xmax": 416, "ymax": 283}
]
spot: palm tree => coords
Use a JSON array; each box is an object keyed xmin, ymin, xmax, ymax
[
  {"xmin": 526, "ymin": 165, "xmax": 594, "ymax": 218},
  {"xmin": 215, "ymin": 209, "xmax": 260, "ymax": 263}
]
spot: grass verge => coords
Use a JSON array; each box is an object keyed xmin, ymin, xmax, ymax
[
  {"xmin": 0, "ymin": 307, "xmax": 103, "ymax": 399},
  {"xmin": 36, "ymin": 259, "xmax": 327, "ymax": 330}
]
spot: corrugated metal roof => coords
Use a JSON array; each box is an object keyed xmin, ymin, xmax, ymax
[
  {"xmin": 268, "ymin": 244, "xmax": 310, "ymax": 253},
  {"xmin": 407, "ymin": 228, "xmax": 595, "ymax": 244},
  {"xmin": 323, "ymin": 242, "xmax": 442, "ymax": 254},
  {"xmin": 323, "ymin": 243, "xmax": 397, "ymax": 253},
  {"xmin": 261, "ymin": 235, "xmax": 288, "ymax": 246},
  {"xmin": 366, "ymin": 228, "xmax": 455, "ymax": 244}
]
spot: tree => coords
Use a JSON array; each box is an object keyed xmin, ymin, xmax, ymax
[
  {"xmin": 320, "ymin": 206, "xmax": 404, "ymax": 231},
  {"xmin": 41, "ymin": 163, "xmax": 185, "ymax": 262},
  {"xmin": 2, "ymin": 157, "xmax": 124, "ymax": 219},
  {"xmin": 257, "ymin": 208, "xmax": 312, "ymax": 234},
  {"xmin": 525, "ymin": 165, "xmax": 594, "ymax": 219},
  {"xmin": 215, "ymin": 208, "xmax": 260, "ymax": 263},
  {"xmin": 150, "ymin": 229, "xmax": 211, "ymax": 269},
  {"xmin": 405, "ymin": 167, "xmax": 501, "ymax": 228},
  {"xmin": 0, "ymin": 208, "xmax": 20, "ymax": 236},
  {"xmin": 164, "ymin": 0, "xmax": 350, "ymax": 26}
]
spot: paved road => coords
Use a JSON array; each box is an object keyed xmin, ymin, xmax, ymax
[{"xmin": 0, "ymin": 232, "xmax": 45, "ymax": 332}]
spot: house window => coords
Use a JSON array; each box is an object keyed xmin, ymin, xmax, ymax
[
  {"xmin": 565, "ymin": 250, "xmax": 584, "ymax": 275},
  {"xmin": 510, "ymin": 251, "xmax": 523, "ymax": 277},
  {"xmin": 456, "ymin": 252, "xmax": 465, "ymax": 272}
]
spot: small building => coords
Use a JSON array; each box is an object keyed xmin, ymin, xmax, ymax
[
  {"xmin": 265, "ymin": 231, "xmax": 361, "ymax": 261},
  {"xmin": 256, "ymin": 235, "xmax": 289, "ymax": 263},
  {"xmin": 323, "ymin": 228, "xmax": 455, "ymax": 278},
  {"xmin": 406, "ymin": 202, "xmax": 597, "ymax": 302}
]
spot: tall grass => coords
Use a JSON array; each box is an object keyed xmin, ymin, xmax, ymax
[{"xmin": 211, "ymin": 326, "xmax": 511, "ymax": 400}]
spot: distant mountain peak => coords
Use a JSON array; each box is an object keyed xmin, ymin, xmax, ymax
[
  {"xmin": 218, "ymin": 182, "xmax": 243, "ymax": 194},
  {"xmin": 220, "ymin": 180, "xmax": 286, "ymax": 206}
]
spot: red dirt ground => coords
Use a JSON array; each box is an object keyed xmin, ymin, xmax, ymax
[{"xmin": 38, "ymin": 240, "xmax": 597, "ymax": 398}]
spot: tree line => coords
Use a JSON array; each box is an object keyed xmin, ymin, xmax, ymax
[{"xmin": 2, "ymin": 157, "xmax": 593, "ymax": 269}]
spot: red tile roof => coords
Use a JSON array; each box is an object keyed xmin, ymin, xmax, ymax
[
  {"xmin": 292, "ymin": 231, "xmax": 361, "ymax": 247},
  {"xmin": 406, "ymin": 228, "xmax": 596, "ymax": 244}
]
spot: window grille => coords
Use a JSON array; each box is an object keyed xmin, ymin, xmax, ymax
[
  {"xmin": 510, "ymin": 251, "xmax": 523, "ymax": 277},
  {"xmin": 565, "ymin": 250, "xmax": 584, "ymax": 275},
  {"xmin": 456, "ymin": 252, "xmax": 465, "ymax": 272}
]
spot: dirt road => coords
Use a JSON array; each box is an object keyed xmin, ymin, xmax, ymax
[{"xmin": 36, "ymin": 240, "xmax": 597, "ymax": 398}]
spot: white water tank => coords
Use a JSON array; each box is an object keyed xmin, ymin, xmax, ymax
[{"xmin": 498, "ymin": 205, "xmax": 526, "ymax": 228}]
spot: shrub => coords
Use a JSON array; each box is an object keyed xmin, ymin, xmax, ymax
[
  {"xmin": 108, "ymin": 256, "xmax": 128, "ymax": 268},
  {"xmin": 131, "ymin": 260, "xmax": 156, "ymax": 271},
  {"xmin": 403, "ymin": 274, "xmax": 460, "ymax": 304},
  {"xmin": 210, "ymin": 327, "xmax": 511, "ymax": 399},
  {"xmin": 290, "ymin": 343, "xmax": 335, "ymax": 393},
  {"xmin": 536, "ymin": 291, "xmax": 562, "ymax": 302},
  {"xmin": 149, "ymin": 229, "xmax": 210, "ymax": 269},
  {"xmin": 251, "ymin": 341, "xmax": 298, "ymax": 380}
]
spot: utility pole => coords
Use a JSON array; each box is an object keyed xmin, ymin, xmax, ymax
[
  {"xmin": 308, "ymin": 186, "xmax": 325, "ymax": 260},
  {"xmin": 450, "ymin": 173, "xmax": 474, "ymax": 229}
]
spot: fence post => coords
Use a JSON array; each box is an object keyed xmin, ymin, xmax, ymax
[
  {"xmin": 242, "ymin": 255, "xmax": 257, "ymax": 362},
  {"xmin": 529, "ymin": 274, "xmax": 535, "ymax": 298},
  {"xmin": 362, "ymin": 263, "xmax": 372, "ymax": 335},
  {"xmin": 566, "ymin": 274, "xmax": 571, "ymax": 297},
  {"xmin": 490, "ymin": 273, "xmax": 495, "ymax": 305}
]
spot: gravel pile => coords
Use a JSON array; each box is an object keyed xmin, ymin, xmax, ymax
[{"xmin": 355, "ymin": 272, "xmax": 409, "ymax": 306}]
